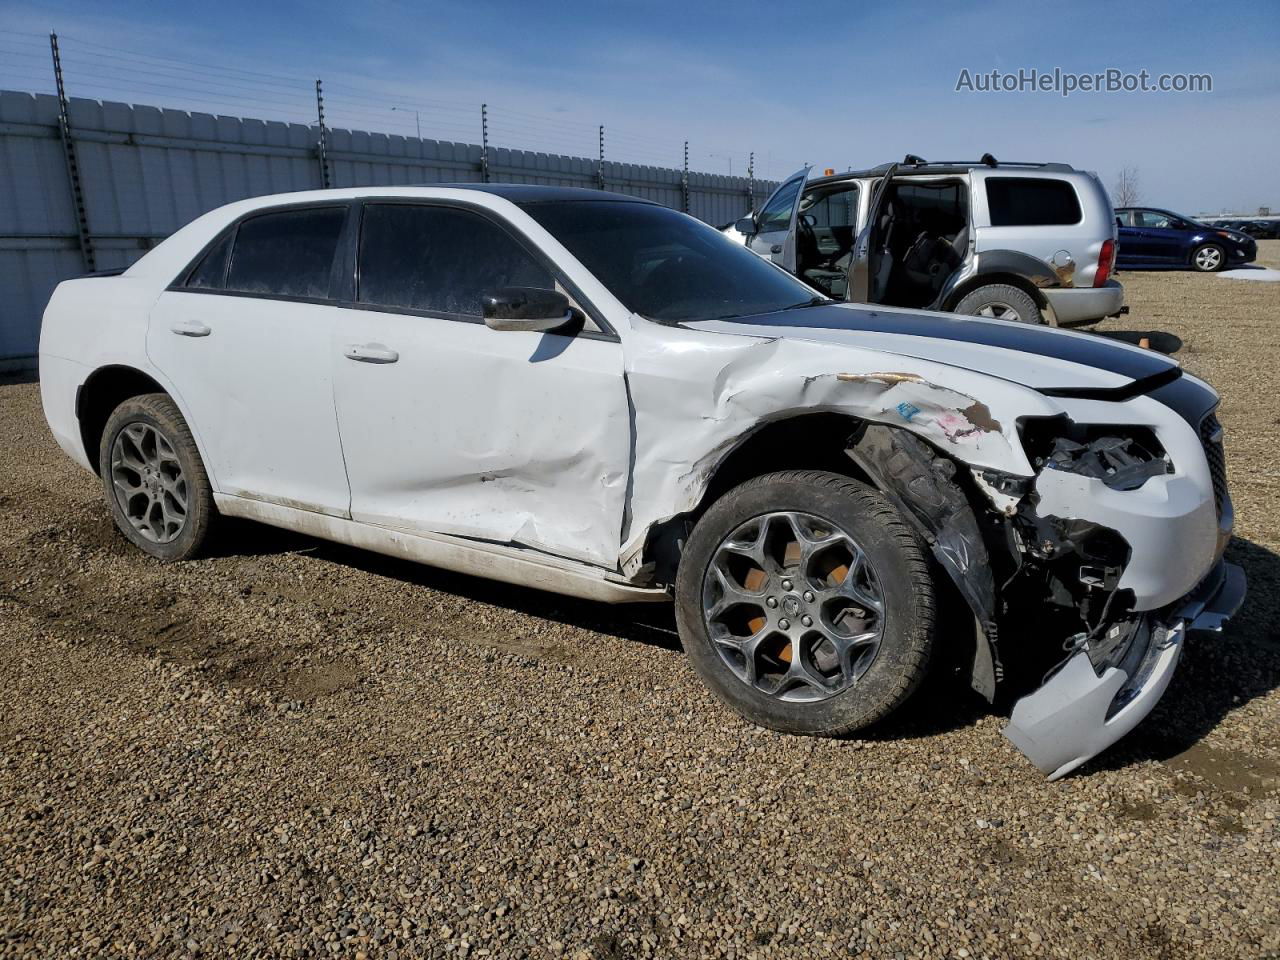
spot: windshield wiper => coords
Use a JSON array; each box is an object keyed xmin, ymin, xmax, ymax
[{"xmin": 782, "ymin": 296, "xmax": 834, "ymax": 310}]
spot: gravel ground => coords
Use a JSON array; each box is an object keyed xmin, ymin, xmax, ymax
[{"xmin": 2, "ymin": 244, "xmax": 1278, "ymax": 959}]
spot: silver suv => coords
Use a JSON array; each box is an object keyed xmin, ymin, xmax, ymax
[{"xmin": 731, "ymin": 156, "xmax": 1126, "ymax": 326}]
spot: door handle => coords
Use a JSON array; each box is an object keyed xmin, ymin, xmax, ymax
[
  {"xmin": 343, "ymin": 343, "xmax": 399, "ymax": 364},
  {"xmin": 170, "ymin": 319, "xmax": 211, "ymax": 337},
  {"xmin": 770, "ymin": 244, "xmax": 783, "ymax": 254}
]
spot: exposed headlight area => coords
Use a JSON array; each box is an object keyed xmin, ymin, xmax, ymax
[{"xmin": 1020, "ymin": 416, "xmax": 1171, "ymax": 491}]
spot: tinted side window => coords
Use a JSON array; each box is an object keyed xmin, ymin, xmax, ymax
[
  {"xmin": 225, "ymin": 207, "xmax": 346, "ymax": 298},
  {"xmin": 358, "ymin": 204, "xmax": 552, "ymax": 316},
  {"xmin": 985, "ymin": 178, "xmax": 1082, "ymax": 227},
  {"xmin": 802, "ymin": 185, "xmax": 858, "ymax": 227},
  {"xmin": 757, "ymin": 177, "xmax": 804, "ymax": 232},
  {"xmin": 185, "ymin": 231, "xmax": 232, "ymax": 289}
]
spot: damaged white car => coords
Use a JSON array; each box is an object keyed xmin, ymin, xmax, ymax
[{"xmin": 39, "ymin": 185, "xmax": 1245, "ymax": 778}]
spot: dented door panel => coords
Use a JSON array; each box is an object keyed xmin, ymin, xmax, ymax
[{"xmin": 334, "ymin": 310, "xmax": 629, "ymax": 568}]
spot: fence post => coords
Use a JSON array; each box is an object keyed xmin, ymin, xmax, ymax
[
  {"xmin": 747, "ymin": 151, "xmax": 755, "ymax": 214},
  {"xmin": 314, "ymin": 79, "xmax": 331, "ymax": 188},
  {"xmin": 481, "ymin": 104, "xmax": 490, "ymax": 182},
  {"xmin": 597, "ymin": 125, "xmax": 605, "ymax": 189},
  {"xmin": 681, "ymin": 140, "xmax": 689, "ymax": 214},
  {"xmin": 49, "ymin": 32, "xmax": 94, "ymax": 273}
]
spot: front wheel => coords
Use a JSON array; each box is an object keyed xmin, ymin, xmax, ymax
[
  {"xmin": 954, "ymin": 283, "xmax": 1043, "ymax": 324},
  {"xmin": 674, "ymin": 470, "xmax": 937, "ymax": 737},
  {"xmin": 1192, "ymin": 243, "xmax": 1225, "ymax": 272},
  {"xmin": 99, "ymin": 393, "xmax": 216, "ymax": 561}
]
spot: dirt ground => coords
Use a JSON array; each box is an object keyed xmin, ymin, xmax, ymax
[{"xmin": 2, "ymin": 244, "xmax": 1278, "ymax": 959}]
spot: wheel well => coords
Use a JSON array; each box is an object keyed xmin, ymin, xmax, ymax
[
  {"xmin": 643, "ymin": 413, "xmax": 873, "ymax": 583},
  {"xmin": 944, "ymin": 273, "xmax": 1048, "ymax": 312},
  {"xmin": 77, "ymin": 365, "xmax": 167, "ymax": 474}
]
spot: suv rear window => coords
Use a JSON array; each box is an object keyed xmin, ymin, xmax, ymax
[
  {"xmin": 985, "ymin": 178, "xmax": 1082, "ymax": 227},
  {"xmin": 224, "ymin": 206, "xmax": 347, "ymax": 298}
]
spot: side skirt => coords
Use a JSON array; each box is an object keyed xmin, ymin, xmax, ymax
[{"xmin": 213, "ymin": 494, "xmax": 670, "ymax": 605}]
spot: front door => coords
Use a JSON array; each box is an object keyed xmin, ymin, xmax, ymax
[
  {"xmin": 146, "ymin": 203, "xmax": 354, "ymax": 517},
  {"xmin": 331, "ymin": 201, "xmax": 630, "ymax": 568},
  {"xmin": 747, "ymin": 168, "xmax": 809, "ymax": 271},
  {"xmin": 1133, "ymin": 209, "xmax": 1186, "ymax": 263}
]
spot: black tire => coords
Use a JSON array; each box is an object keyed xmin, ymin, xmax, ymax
[
  {"xmin": 1191, "ymin": 242, "xmax": 1225, "ymax": 273},
  {"xmin": 954, "ymin": 283, "xmax": 1043, "ymax": 324},
  {"xmin": 674, "ymin": 470, "xmax": 936, "ymax": 737},
  {"xmin": 99, "ymin": 393, "xmax": 216, "ymax": 562}
]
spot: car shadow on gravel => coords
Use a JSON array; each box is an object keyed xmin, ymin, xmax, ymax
[
  {"xmin": 211, "ymin": 518, "xmax": 685, "ymax": 653},
  {"xmin": 0, "ymin": 368, "xmax": 37, "ymax": 386},
  {"xmin": 1090, "ymin": 329, "xmax": 1184, "ymax": 355},
  {"xmin": 1077, "ymin": 536, "xmax": 1280, "ymax": 781}
]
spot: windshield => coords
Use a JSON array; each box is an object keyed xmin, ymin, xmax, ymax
[{"xmin": 520, "ymin": 200, "xmax": 824, "ymax": 322}]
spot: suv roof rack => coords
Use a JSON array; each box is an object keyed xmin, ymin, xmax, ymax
[{"xmin": 870, "ymin": 155, "xmax": 1075, "ymax": 172}]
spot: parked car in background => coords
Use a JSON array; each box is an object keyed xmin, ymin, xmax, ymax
[
  {"xmin": 39, "ymin": 184, "xmax": 1243, "ymax": 779},
  {"xmin": 728, "ymin": 157, "xmax": 1125, "ymax": 326},
  {"xmin": 1115, "ymin": 207, "xmax": 1257, "ymax": 272},
  {"xmin": 1204, "ymin": 218, "xmax": 1273, "ymax": 239},
  {"xmin": 1240, "ymin": 220, "xmax": 1280, "ymax": 240}
]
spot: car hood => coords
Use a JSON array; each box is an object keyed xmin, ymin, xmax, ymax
[{"xmin": 684, "ymin": 302, "xmax": 1179, "ymax": 395}]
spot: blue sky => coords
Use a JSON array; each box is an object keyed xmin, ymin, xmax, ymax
[{"xmin": 2, "ymin": 0, "xmax": 1277, "ymax": 212}]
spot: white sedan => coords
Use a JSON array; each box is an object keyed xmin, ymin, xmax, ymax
[{"xmin": 39, "ymin": 185, "xmax": 1244, "ymax": 778}]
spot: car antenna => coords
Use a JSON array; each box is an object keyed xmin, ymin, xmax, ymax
[
  {"xmin": 980, "ymin": 153, "xmax": 998, "ymax": 167},
  {"xmin": 903, "ymin": 154, "xmax": 926, "ymax": 165}
]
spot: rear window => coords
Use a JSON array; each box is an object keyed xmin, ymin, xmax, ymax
[
  {"xmin": 224, "ymin": 206, "xmax": 347, "ymax": 298},
  {"xmin": 985, "ymin": 178, "xmax": 1082, "ymax": 227}
]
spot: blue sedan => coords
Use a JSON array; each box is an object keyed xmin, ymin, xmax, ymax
[{"xmin": 1115, "ymin": 207, "xmax": 1257, "ymax": 272}]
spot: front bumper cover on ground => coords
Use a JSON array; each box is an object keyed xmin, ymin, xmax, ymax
[{"xmin": 1003, "ymin": 561, "xmax": 1246, "ymax": 780}]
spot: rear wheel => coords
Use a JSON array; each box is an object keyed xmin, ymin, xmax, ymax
[
  {"xmin": 675, "ymin": 470, "xmax": 936, "ymax": 736},
  {"xmin": 954, "ymin": 283, "xmax": 1043, "ymax": 324},
  {"xmin": 99, "ymin": 393, "xmax": 216, "ymax": 561},
  {"xmin": 1191, "ymin": 243, "xmax": 1225, "ymax": 272}
]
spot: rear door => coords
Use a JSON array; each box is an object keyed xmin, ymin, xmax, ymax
[
  {"xmin": 746, "ymin": 168, "xmax": 809, "ymax": 271},
  {"xmin": 1115, "ymin": 209, "xmax": 1144, "ymax": 264},
  {"xmin": 146, "ymin": 203, "xmax": 353, "ymax": 516},
  {"xmin": 847, "ymin": 166, "xmax": 897, "ymax": 303},
  {"xmin": 330, "ymin": 200, "xmax": 630, "ymax": 567}
]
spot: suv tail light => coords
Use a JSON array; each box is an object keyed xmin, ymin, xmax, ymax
[{"xmin": 1094, "ymin": 239, "xmax": 1116, "ymax": 288}]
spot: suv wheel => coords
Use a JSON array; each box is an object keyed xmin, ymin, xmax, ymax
[
  {"xmin": 954, "ymin": 283, "xmax": 1043, "ymax": 324},
  {"xmin": 99, "ymin": 393, "xmax": 216, "ymax": 561},
  {"xmin": 675, "ymin": 471, "xmax": 936, "ymax": 736},
  {"xmin": 1192, "ymin": 243, "xmax": 1225, "ymax": 272}
]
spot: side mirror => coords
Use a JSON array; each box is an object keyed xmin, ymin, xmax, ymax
[
  {"xmin": 734, "ymin": 217, "xmax": 757, "ymax": 236},
  {"xmin": 482, "ymin": 287, "xmax": 575, "ymax": 333}
]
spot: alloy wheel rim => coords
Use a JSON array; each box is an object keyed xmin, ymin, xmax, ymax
[
  {"xmin": 1197, "ymin": 247, "xmax": 1221, "ymax": 270},
  {"xmin": 701, "ymin": 511, "xmax": 885, "ymax": 703},
  {"xmin": 110, "ymin": 422, "xmax": 188, "ymax": 544},
  {"xmin": 976, "ymin": 301, "xmax": 1022, "ymax": 322}
]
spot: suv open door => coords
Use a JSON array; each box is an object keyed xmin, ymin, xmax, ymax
[
  {"xmin": 744, "ymin": 167, "xmax": 810, "ymax": 271},
  {"xmin": 846, "ymin": 163, "xmax": 897, "ymax": 304}
]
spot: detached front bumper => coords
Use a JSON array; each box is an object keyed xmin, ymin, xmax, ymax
[{"xmin": 1003, "ymin": 561, "xmax": 1246, "ymax": 780}]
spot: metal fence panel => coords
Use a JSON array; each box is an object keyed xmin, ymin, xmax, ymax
[{"xmin": 0, "ymin": 89, "xmax": 777, "ymax": 364}]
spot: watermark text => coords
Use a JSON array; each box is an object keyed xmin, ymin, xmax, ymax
[{"xmin": 955, "ymin": 67, "xmax": 1212, "ymax": 97}]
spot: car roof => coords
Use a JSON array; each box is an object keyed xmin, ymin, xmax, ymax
[{"xmin": 425, "ymin": 183, "xmax": 656, "ymax": 205}]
